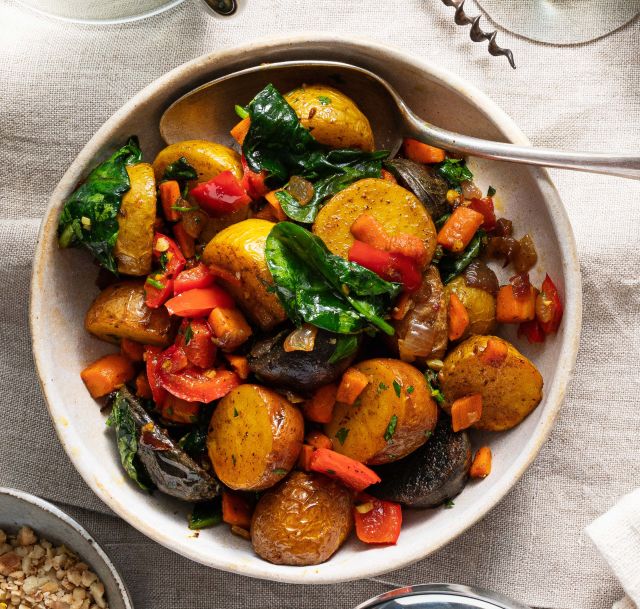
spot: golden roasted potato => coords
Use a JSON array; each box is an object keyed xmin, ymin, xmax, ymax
[
  {"xmin": 151, "ymin": 140, "xmax": 242, "ymax": 187},
  {"xmin": 439, "ymin": 335, "xmax": 543, "ymax": 431},
  {"xmin": 113, "ymin": 163, "xmax": 156, "ymax": 276},
  {"xmin": 251, "ymin": 471, "xmax": 353, "ymax": 565},
  {"xmin": 284, "ymin": 84, "xmax": 375, "ymax": 151},
  {"xmin": 85, "ymin": 281, "xmax": 174, "ymax": 346},
  {"xmin": 325, "ymin": 358, "xmax": 437, "ymax": 465},
  {"xmin": 313, "ymin": 178, "xmax": 437, "ymax": 266},
  {"xmin": 444, "ymin": 276, "xmax": 497, "ymax": 340},
  {"xmin": 207, "ymin": 384, "xmax": 304, "ymax": 491},
  {"xmin": 202, "ymin": 219, "xmax": 286, "ymax": 331}
]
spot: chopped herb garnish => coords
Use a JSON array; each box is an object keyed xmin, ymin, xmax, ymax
[
  {"xmin": 384, "ymin": 415, "xmax": 398, "ymax": 442},
  {"xmin": 235, "ymin": 104, "xmax": 249, "ymax": 119},
  {"xmin": 443, "ymin": 499, "xmax": 455, "ymax": 509},
  {"xmin": 146, "ymin": 277, "xmax": 164, "ymax": 290},
  {"xmin": 407, "ymin": 385, "xmax": 415, "ymax": 394},
  {"xmin": 188, "ymin": 500, "xmax": 222, "ymax": 530},
  {"xmin": 424, "ymin": 430, "xmax": 433, "ymax": 439},
  {"xmin": 171, "ymin": 204, "xmax": 200, "ymax": 212},
  {"xmin": 231, "ymin": 454, "xmax": 236, "ymax": 466},
  {"xmin": 487, "ymin": 185, "xmax": 496, "ymax": 197},
  {"xmin": 377, "ymin": 382, "xmax": 388, "ymax": 394},
  {"xmin": 335, "ymin": 427, "xmax": 350, "ymax": 445},
  {"xmin": 425, "ymin": 369, "xmax": 445, "ymax": 405},
  {"xmin": 392, "ymin": 379, "xmax": 402, "ymax": 397},
  {"xmin": 273, "ymin": 468, "xmax": 287, "ymax": 475},
  {"xmin": 233, "ymin": 407, "xmax": 239, "ymax": 417},
  {"xmin": 317, "ymin": 95, "xmax": 332, "ymax": 106},
  {"xmin": 326, "ymin": 469, "xmax": 336, "ymax": 475},
  {"xmin": 159, "ymin": 251, "xmax": 168, "ymax": 271},
  {"xmin": 183, "ymin": 323, "xmax": 194, "ymax": 346}
]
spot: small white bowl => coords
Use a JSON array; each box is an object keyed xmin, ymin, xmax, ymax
[
  {"xmin": 0, "ymin": 487, "xmax": 133, "ymax": 609},
  {"xmin": 30, "ymin": 34, "xmax": 582, "ymax": 584}
]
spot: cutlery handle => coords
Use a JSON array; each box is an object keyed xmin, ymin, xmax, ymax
[
  {"xmin": 200, "ymin": 0, "xmax": 237, "ymax": 15},
  {"xmin": 408, "ymin": 118, "xmax": 640, "ymax": 180}
]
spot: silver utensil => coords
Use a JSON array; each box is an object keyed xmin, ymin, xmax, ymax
[
  {"xmin": 200, "ymin": 0, "xmax": 237, "ymax": 16},
  {"xmin": 160, "ymin": 60, "xmax": 640, "ymax": 180}
]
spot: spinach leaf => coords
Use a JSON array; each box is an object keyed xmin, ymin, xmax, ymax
[
  {"xmin": 163, "ymin": 157, "xmax": 197, "ymax": 183},
  {"xmin": 188, "ymin": 499, "xmax": 222, "ymax": 530},
  {"xmin": 106, "ymin": 390, "xmax": 154, "ymax": 491},
  {"xmin": 177, "ymin": 428, "xmax": 207, "ymax": 457},
  {"xmin": 328, "ymin": 334, "xmax": 359, "ymax": 364},
  {"xmin": 438, "ymin": 230, "xmax": 486, "ymax": 284},
  {"xmin": 436, "ymin": 158, "xmax": 473, "ymax": 188},
  {"xmin": 265, "ymin": 222, "xmax": 401, "ymax": 335},
  {"xmin": 58, "ymin": 137, "xmax": 142, "ymax": 274}
]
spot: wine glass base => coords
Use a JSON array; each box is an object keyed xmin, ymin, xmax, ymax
[{"xmin": 476, "ymin": 0, "xmax": 640, "ymax": 45}]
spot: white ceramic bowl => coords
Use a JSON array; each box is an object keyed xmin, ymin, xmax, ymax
[
  {"xmin": 0, "ymin": 488, "xmax": 133, "ymax": 609},
  {"xmin": 30, "ymin": 35, "xmax": 582, "ymax": 584}
]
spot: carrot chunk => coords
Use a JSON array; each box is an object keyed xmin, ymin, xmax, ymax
[
  {"xmin": 336, "ymin": 368, "xmax": 369, "ymax": 405},
  {"xmin": 451, "ymin": 394, "xmax": 483, "ymax": 432},
  {"xmin": 173, "ymin": 222, "xmax": 195, "ymax": 259},
  {"xmin": 159, "ymin": 180, "xmax": 181, "ymax": 223},
  {"xmin": 222, "ymin": 490, "xmax": 253, "ymax": 528},
  {"xmin": 230, "ymin": 117, "xmax": 251, "ymax": 146},
  {"xmin": 303, "ymin": 384, "xmax": 337, "ymax": 423},
  {"xmin": 135, "ymin": 372, "xmax": 152, "ymax": 400},
  {"xmin": 305, "ymin": 430, "xmax": 333, "ymax": 451},
  {"xmin": 80, "ymin": 353, "xmax": 136, "ymax": 399},
  {"xmin": 222, "ymin": 353, "xmax": 250, "ymax": 379},
  {"xmin": 159, "ymin": 395, "xmax": 200, "ymax": 424},
  {"xmin": 436, "ymin": 206, "xmax": 485, "ymax": 253},
  {"xmin": 297, "ymin": 445, "xmax": 315, "ymax": 471},
  {"xmin": 208, "ymin": 307, "xmax": 252, "ymax": 351},
  {"xmin": 470, "ymin": 446, "xmax": 492, "ymax": 478},
  {"xmin": 264, "ymin": 190, "xmax": 288, "ymax": 221},
  {"xmin": 496, "ymin": 285, "xmax": 536, "ymax": 323},
  {"xmin": 447, "ymin": 292, "xmax": 469, "ymax": 341},
  {"xmin": 380, "ymin": 169, "xmax": 397, "ymax": 183},
  {"xmin": 120, "ymin": 338, "xmax": 144, "ymax": 363},
  {"xmin": 309, "ymin": 448, "xmax": 381, "ymax": 492},
  {"xmin": 403, "ymin": 138, "xmax": 446, "ymax": 164},
  {"xmin": 479, "ymin": 338, "xmax": 509, "ymax": 367}
]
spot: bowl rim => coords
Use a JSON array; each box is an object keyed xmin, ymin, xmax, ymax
[
  {"xmin": 30, "ymin": 33, "xmax": 582, "ymax": 584},
  {"xmin": 0, "ymin": 487, "xmax": 134, "ymax": 608}
]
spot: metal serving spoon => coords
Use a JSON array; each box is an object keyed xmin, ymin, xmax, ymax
[
  {"xmin": 200, "ymin": 0, "xmax": 237, "ymax": 16},
  {"xmin": 160, "ymin": 60, "xmax": 639, "ymax": 180}
]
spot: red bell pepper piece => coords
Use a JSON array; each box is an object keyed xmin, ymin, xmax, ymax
[
  {"xmin": 144, "ymin": 273, "xmax": 174, "ymax": 309},
  {"xmin": 241, "ymin": 156, "xmax": 270, "ymax": 200},
  {"xmin": 468, "ymin": 197, "xmax": 497, "ymax": 231},
  {"xmin": 518, "ymin": 319, "xmax": 545, "ymax": 344},
  {"xmin": 144, "ymin": 346, "xmax": 167, "ymax": 406},
  {"xmin": 348, "ymin": 240, "xmax": 421, "ymax": 291},
  {"xmin": 173, "ymin": 263, "xmax": 216, "ymax": 295},
  {"xmin": 157, "ymin": 346, "xmax": 240, "ymax": 403},
  {"xmin": 175, "ymin": 319, "xmax": 217, "ymax": 369},
  {"xmin": 153, "ymin": 233, "xmax": 186, "ymax": 277},
  {"xmin": 308, "ymin": 448, "xmax": 381, "ymax": 492},
  {"xmin": 538, "ymin": 274, "xmax": 563, "ymax": 334},
  {"xmin": 165, "ymin": 286, "xmax": 235, "ymax": 318},
  {"xmin": 354, "ymin": 495, "xmax": 402, "ymax": 545},
  {"xmin": 189, "ymin": 170, "xmax": 252, "ymax": 216}
]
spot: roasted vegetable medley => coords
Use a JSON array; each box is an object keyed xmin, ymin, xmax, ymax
[{"xmin": 59, "ymin": 82, "xmax": 564, "ymax": 566}]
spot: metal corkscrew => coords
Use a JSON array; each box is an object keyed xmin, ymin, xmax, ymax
[{"xmin": 440, "ymin": 0, "xmax": 516, "ymax": 69}]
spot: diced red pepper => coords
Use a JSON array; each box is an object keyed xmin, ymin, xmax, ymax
[
  {"xmin": 348, "ymin": 240, "xmax": 421, "ymax": 291},
  {"xmin": 537, "ymin": 274, "xmax": 563, "ymax": 334},
  {"xmin": 144, "ymin": 346, "xmax": 167, "ymax": 406},
  {"xmin": 241, "ymin": 156, "xmax": 270, "ymax": 200},
  {"xmin": 518, "ymin": 319, "xmax": 545, "ymax": 344},
  {"xmin": 153, "ymin": 233, "xmax": 186, "ymax": 277},
  {"xmin": 190, "ymin": 171, "xmax": 252, "ymax": 216},
  {"xmin": 165, "ymin": 286, "xmax": 235, "ymax": 318},
  {"xmin": 354, "ymin": 495, "xmax": 402, "ymax": 545},
  {"xmin": 157, "ymin": 346, "xmax": 240, "ymax": 403},
  {"xmin": 174, "ymin": 263, "xmax": 216, "ymax": 295},
  {"xmin": 308, "ymin": 448, "xmax": 381, "ymax": 492},
  {"xmin": 468, "ymin": 197, "xmax": 497, "ymax": 231},
  {"xmin": 144, "ymin": 273, "xmax": 174, "ymax": 309},
  {"xmin": 175, "ymin": 319, "xmax": 217, "ymax": 369}
]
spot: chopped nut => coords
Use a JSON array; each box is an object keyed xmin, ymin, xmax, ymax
[
  {"xmin": 0, "ymin": 553, "xmax": 21, "ymax": 576},
  {"xmin": 16, "ymin": 528, "xmax": 37, "ymax": 547}
]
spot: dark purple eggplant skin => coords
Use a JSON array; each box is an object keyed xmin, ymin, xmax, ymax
[
  {"xmin": 370, "ymin": 414, "xmax": 471, "ymax": 508},
  {"xmin": 247, "ymin": 329, "xmax": 358, "ymax": 394}
]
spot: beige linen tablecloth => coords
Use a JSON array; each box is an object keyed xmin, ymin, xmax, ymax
[{"xmin": 1, "ymin": 1, "xmax": 639, "ymax": 608}]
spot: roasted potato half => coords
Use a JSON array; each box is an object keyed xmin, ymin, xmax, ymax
[
  {"xmin": 113, "ymin": 163, "xmax": 156, "ymax": 276},
  {"xmin": 313, "ymin": 178, "xmax": 437, "ymax": 266},
  {"xmin": 152, "ymin": 140, "xmax": 242, "ymax": 186},
  {"xmin": 325, "ymin": 358, "xmax": 438, "ymax": 465},
  {"xmin": 85, "ymin": 281, "xmax": 174, "ymax": 347},
  {"xmin": 444, "ymin": 276, "xmax": 497, "ymax": 340},
  {"xmin": 251, "ymin": 471, "xmax": 353, "ymax": 566},
  {"xmin": 202, "ymin": 219, "xmax": 287, "ymax": 331},
  {"xmin": 439, "ymin": 335, "xmax": 543, "ymax": 431},
  {"xmin": 207, "ymin": 384, "xmax": 304, "ymax": 491},
  {"xmin": 284, "ymin": 84, "xmax": 375, "ymax": 151}
]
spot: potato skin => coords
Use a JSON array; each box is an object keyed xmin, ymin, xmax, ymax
[
  {"xmin": 444, "ymin": 276, "xmax": 497, "ymax": 340},
  {"xmin": 312, "ymin": 178, "xmax": 437, "ymax": 266},
  {"xmin": 152, "ymin": 140, "xmax": 242, "ymax": 187},
  {"xmin": 325, "ymin": 358, "xmax": 438, "ymax": 465},
  {"xmin": 202, "ymin": 219, "xmax": 286, "ymax": 331},
  {"xmin": 251, "ymin": 471, "xmax": 353, "ymax": 566},
  {"xmin": 439, "ymin": 335, "xmax": 543, "ymax": 431},
  {"xmin": 114, "ymin": 163, "xmax": 156, "ymax": 276},
  {"xmin": 207, "ymin": 385, "xmax": 304, "ymax": 491},
  {"xmin": 85, "ymin": 281, "xmax": 174, "ymax": 346},
  {"xmin": 285, "ymin": 84, "xmax": 374, "ymax": 151}
]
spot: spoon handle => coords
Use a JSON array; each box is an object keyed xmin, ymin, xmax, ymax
[
  {"xmin": 200, "ymin": 0, "xmax": 237, "ymax": 16},
  {"xmin": 407, "ymin": 115, "xmax": 640, "ymax": 180}
]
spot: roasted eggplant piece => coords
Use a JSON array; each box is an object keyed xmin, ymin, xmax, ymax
[
  {"xmin": 247, "ymin": 329, "xmax": 358, "ymax": 393},
  {"xmin": 385, "ymin": 158, "xmax": 449, "ymax": 220},
  {"xmin": 108, "ymin": 388, "xmax": 220, "ymax": 502},
  {"xmin": 370, "ymin": 414, "xmax": 471, "ymax": 508}
]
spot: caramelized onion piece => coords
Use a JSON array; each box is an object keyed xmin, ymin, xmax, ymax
[
  {"xmin": 462, "ymin": 260, "xmax": 499, "ymax": 295},
  {"xmin": 485, "ymin": 236, "xmax": 520, "ymax": 267},
  {"xmin": 283, "ymin": 323, "xmax": 318, "ymax": 352},
  {"xmin": 287, "ymin": 176, "xmax": 314, "ymax": 206},
  {"xmin": 512, "ymin": 234, "xmax": 538, "ymax": 273},
  {"xmin": 461, "ymin": 180, "xmax": 483, "ymax": 200},
  {"xmin": 510, "ymin": 272, "xmax": 532, "ymax": 299},
  {"xmin": 492, "ymin": 218, "xmax": 513, "ymax": 237}
]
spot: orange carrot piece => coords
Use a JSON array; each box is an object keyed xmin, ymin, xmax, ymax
[
  {"xmin": 264, "ymin": 190, "xmax": 288, "ymax": 221},
  {"xmin": 309, "ymin": 448, "xmax": 381, "ymax": 492},
  {"xmin": 469, "ymin": 446, "xmax": 492, "ymax": 479},
  {"xmin": 479, "ymin": 338, "xmax": 509, "ymax": 367},
  {"xmin": 305, "ymin": 430, "xmax": 333, "ymax": 451},
  {"xmin": 436, "ymin": 206, "xmax": 485, "ymax": 253},
  {"xmin": 388, "ymin": 233, "xmax": 428, "ymax": 265},
  {"xmin": 391, "ymin": 292, "xmax": 413, "ymax": 321},
  {"xmin": 135, "ymin": 372, "xmax": 152, "ymax": 400},
  {"xmin": 80, "ymin": 353, "xmax": 136, "ymax": 399},
  {"xmin": 159, "ymin": 395, "xmax": 200, "ymax": 424},
  {"xmin": 303, "ymin": 384, "xmax": 337, "ymax": 423},
  {"xmin": 208, "ymin": 307, "xmax": 252, "ymax": 351},
  {"xmin": 297, "ymin": 444, "xmax": 315, "ymax": 471},
  {"xmin": 173, "ymin": 222, "xmax": 195, "ymax": 258},
  {"xmin": 159, "ymin": 180, "xmax": 181, "ymax": 222},
  {"xmin": 222, "ymin": 490, "xmax": 253, "ymax": 528},
  {"xmin": 120, "ymin": 338, "xmax": 144, "ymax": 362},
  {"xmin": 380, "ymin": 169, "xmax": 397, "ymax": 183},
  {"xmin": 230, "ymin": 117, "xmax": 251, "ymax": 146},
  {"xmin": 336, "ymin": 368, "xmax": 370, "ymax": 405},
  {"xmin": 451, "ymin": 394, "xmax": 483, "ymax": 432},
  {"xmin": 253, "ymin": 206, "xmax": 279, "ymax": 222},
  {"xmin": 447, "ymin": 293, "xmax": 470, "ymax": 341},
  {"xmin": 223, "ymin": 353, "xmax": 250, "ymax": 380},
  {"xmin": 403, "ymin": 138, "xmax": 446, "ymax": 164},
  {"xmin": 496, "ymin": 285, "xmax": 536, "ymax": 323}
]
